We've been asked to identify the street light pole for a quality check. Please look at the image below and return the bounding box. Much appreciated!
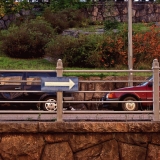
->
[128,0,133,86]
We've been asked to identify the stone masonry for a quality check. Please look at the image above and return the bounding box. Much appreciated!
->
[0,122,160,160]
[1,2,160,29]
[87,2,160,22]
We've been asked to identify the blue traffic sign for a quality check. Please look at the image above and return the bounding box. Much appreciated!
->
[41,77,78,91]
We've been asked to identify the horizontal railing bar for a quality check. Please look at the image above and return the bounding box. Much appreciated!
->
[74,91,153,93]
[0,100,154,103]
[0,90,154,93]
[0,91,46,92]
[64,101,153,103]
[0,70,56,72]
[63,70,153,73]
[0,80,150,83]
[0,101,57,103]
[0,111,55,113]
[0,110,153,114]
[63,111,153,114]
[0,80,41,82]
[79,80,151,83]
[0,69,154,73]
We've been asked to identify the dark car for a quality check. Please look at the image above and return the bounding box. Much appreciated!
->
[101,76,155,111]
[0,71,73,111]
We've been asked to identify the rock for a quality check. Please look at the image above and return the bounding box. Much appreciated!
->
[0,135,44,160]
[0,20,5,29]
[147,144,160,160]
[69,133,114,152]
[119,142,146,160]
[41,142,74,160]
[74,139,119,160]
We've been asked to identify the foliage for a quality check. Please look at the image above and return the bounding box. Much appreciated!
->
[103,0,118,30]
[155,0,160,3]
[0,0,32,18]
[45,34,104,68]
[0,11,158,69]
[132,25,160,68]
[100,24,160,69]
[104,22,151,34]
[43,8,88,33]
[104,19,119,31]
[0,1,5,17]
[0,18,55,58]
[98,30,128,68]
[44,23,160,69]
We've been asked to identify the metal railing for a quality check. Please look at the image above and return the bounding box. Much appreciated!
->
[0,59,159,122]
[61,59,159,122]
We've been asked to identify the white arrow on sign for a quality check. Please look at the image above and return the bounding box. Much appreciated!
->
[44,79,75,90]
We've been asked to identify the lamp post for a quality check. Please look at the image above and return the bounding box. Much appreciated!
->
[128,0,133,86]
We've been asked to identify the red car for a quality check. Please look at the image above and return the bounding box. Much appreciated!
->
[101,76,154,111]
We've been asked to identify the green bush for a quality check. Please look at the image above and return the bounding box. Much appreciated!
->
[104,19,119,31]
[43,8,88,33]
[45,34,104,68]
[1,18,55,58]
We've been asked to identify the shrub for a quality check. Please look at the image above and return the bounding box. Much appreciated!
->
[98,29,128,68]
[43,8,88,33]
[104,19,119,31]
[101,23,160,69]
[45,34,104,68]
[132,25,160,68]
[1,18,55,58]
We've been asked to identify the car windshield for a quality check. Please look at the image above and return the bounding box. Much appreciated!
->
[139,75,153,86]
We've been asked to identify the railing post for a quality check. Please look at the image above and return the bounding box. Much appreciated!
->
[152,59,159,121]
[56,59,63,122]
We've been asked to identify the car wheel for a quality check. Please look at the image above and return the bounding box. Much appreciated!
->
[122,97,138,111]
[43,97,57,111]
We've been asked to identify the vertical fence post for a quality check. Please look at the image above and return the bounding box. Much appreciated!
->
[152,59,159,121]
[56,59,63,122]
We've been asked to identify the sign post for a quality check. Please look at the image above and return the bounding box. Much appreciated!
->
[41,59,78,122]
[56,59,63,122]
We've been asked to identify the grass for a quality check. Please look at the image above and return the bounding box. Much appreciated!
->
[63,71,152,78]
[68,23,151,33]
[0,56,152,78]
[0,56,56,70]
[115,22,152,32]
[118,22,151,33]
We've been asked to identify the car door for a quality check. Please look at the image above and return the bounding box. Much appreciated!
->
[0,72,24,101]
[23,72,51,101]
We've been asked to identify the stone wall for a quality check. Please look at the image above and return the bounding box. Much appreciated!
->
[86,2,160,22]
[0,9,31,29]
[0,121,160,160]
[1,2,160,29]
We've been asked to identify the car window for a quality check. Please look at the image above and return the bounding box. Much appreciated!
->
[139,76,153,86]
[0,72,23,85]
[26,72,51,85]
